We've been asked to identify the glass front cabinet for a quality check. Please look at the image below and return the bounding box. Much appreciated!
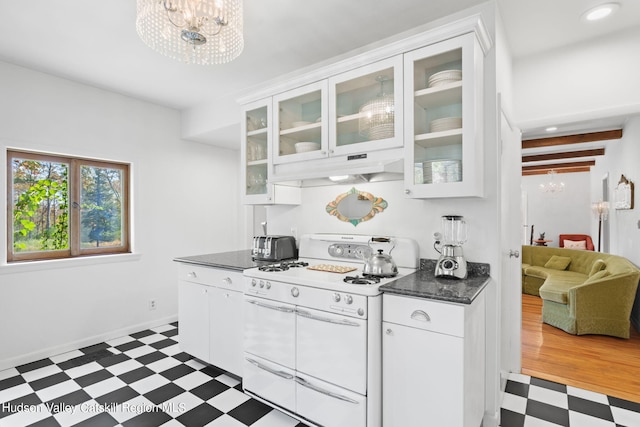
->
[403,32,484,198]
[328,55,403,157]
[241,99,300,205]
[272,81,328,165]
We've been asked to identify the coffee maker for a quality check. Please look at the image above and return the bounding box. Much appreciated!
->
[434,215,468,279]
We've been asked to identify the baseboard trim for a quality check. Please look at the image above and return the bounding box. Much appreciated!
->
[0,315,178,371]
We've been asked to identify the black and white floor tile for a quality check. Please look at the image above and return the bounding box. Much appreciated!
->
[501,372,640,427]
[0,323,306,427]
[3,324,640,426]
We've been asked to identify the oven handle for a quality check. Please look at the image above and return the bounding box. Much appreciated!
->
[295,377,359,404]
[296,309,360,327]
[246,357,294,380]
[246,299,295,313]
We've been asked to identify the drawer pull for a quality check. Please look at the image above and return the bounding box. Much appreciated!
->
[410,310,431,322]
[246,358,293,380]
[295,377,359,404]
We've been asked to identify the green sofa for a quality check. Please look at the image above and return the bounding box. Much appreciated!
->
[521,245,640,339]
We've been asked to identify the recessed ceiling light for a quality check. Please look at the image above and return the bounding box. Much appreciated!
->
[546,126,558,132]
[582,2,620,22]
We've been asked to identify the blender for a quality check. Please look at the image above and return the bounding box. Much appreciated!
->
[434,215,468,279]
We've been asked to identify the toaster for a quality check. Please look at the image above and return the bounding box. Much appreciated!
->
[252,235,297,261]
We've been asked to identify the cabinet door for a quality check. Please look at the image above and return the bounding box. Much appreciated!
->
[209,287,244,377]
[328,55,403,157]
[404,32,483,198]
[178,281,210,362]
[241,98,274,204]
[273,80,329,164]
[382,321,464,426]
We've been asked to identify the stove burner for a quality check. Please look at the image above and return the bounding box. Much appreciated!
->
[258,260,309,272]
[343,275,381,285]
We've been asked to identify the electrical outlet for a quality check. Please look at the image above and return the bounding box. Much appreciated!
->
[149,299,157,310]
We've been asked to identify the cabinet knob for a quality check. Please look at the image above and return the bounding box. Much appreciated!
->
[223,277,232,285]
[385,328,393,335]
[404,189,411,195]
[187,272,197,278]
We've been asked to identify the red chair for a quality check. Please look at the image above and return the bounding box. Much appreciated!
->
[559,234,595,251]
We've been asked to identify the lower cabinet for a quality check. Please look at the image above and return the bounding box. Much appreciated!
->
[382,292,486,427]
[177,264,244,377]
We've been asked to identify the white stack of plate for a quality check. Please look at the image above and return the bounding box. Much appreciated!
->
[422,160,462,184]
[430,117,462,133]
[428,69,462,88]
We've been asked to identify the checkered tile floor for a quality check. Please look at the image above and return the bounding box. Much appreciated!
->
[0,323,307,427]
[501,373,640,427]
[4,324,640,427]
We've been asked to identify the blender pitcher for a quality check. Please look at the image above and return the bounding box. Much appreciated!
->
[442,215,467,246]
[435,215,468,279]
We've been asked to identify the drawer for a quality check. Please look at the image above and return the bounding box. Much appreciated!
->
[177,264,243,291]
[383,294,465,337]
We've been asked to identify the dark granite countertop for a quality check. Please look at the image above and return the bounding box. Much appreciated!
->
[380,259,490,304]
[173,250,259,272]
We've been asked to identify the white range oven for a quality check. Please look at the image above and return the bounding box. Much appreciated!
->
[243,234,418,427]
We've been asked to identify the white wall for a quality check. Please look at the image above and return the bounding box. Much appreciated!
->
[591,116,640,266]
[521,172,591,247]
[0,61,242,369]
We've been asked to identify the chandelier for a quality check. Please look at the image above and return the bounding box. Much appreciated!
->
[359,76,395,140]
[539,170,565,193]
[136,0,244,65]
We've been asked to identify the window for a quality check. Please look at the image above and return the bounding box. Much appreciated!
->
[7,150,130,262]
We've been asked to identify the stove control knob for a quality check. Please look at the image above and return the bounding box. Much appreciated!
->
[265,281,271,290]
[291,287,300,297]
[333,293,341,302]
[357,308,365,316]
[259,280,265,288]
[344,295,353,305]
[251,279,257,287]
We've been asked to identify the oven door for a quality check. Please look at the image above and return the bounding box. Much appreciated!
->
[244,295,296,368]
[296,307,367,394]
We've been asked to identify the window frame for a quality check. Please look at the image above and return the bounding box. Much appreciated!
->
[7,149,131,263]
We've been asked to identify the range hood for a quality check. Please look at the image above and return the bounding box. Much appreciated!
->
[270,153,404,187]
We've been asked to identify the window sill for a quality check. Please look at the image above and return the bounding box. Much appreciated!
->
[0,253,142,275]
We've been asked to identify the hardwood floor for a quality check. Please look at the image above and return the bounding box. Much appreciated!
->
[521,293,640,403]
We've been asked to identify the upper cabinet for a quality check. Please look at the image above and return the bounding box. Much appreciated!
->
[239,17,491,202]
[273,81,329,165]
[329,56,403,157]
[403,33,484,198]
[241,99,300,205]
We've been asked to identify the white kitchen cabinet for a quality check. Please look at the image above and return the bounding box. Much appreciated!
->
[178,264,244,377]
[382,292,485,427]
[241,98,300,205]
[328,55,403,157]
[403,32,484,198]
[273,80,329,165]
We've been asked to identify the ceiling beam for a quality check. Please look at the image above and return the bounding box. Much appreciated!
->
[522,160,596,173]
[522,148,605,163]
[523,166,592,176]
[522,129,622,149]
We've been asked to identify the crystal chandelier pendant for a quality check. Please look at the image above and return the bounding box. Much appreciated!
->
[359,76,395,140]
[539,170,565,193]
[136,0,244,65]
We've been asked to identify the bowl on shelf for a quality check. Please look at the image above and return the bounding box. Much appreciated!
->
[291,121,312,128]
[428,69,462,88]
[295,142,321,153]
[430,117,462,133]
